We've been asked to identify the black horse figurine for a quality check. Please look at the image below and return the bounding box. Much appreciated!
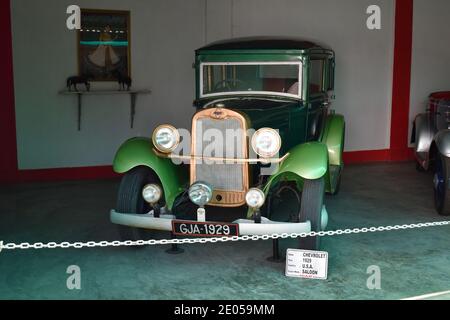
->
[113,71,132,91]
[67,75,91,92]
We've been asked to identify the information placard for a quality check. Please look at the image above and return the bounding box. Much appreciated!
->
[285,249,328,280]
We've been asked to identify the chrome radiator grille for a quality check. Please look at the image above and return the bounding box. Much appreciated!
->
[190,108,248,207]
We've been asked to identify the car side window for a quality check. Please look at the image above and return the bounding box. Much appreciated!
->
[309,59,325,95]
[327,58,335,91]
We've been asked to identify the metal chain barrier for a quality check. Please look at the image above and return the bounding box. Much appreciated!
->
[1,220,450,252]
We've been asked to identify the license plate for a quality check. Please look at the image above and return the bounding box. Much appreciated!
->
[172,220,239,237]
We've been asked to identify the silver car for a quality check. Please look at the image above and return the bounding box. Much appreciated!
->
[412,91,450,216]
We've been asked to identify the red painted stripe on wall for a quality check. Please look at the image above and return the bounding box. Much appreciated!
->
[343,150,391,164]
[343,149,414,165]
[389,0,414,161]
[16,166,119,183]
[0,0,18,183]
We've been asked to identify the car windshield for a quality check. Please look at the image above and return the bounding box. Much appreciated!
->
[201,62,302,99]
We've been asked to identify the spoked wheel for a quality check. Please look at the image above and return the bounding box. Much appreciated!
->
[116,166,166,246]
[264,182,302,223]
[433,153,450,216]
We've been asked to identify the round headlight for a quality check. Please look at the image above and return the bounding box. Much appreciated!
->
[189,182,213,207]
[142,184,162,204]
[251,128,281,158]
[245,188,265,209]
[152,125,180,153]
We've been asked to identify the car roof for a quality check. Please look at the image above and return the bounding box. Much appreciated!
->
[196,36,331,52]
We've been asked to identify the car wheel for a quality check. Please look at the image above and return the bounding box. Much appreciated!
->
[330,172,342,196]
[263,181,301,223]
[298,177,325,251]
[433,153,450,216]
[116,166,165,245]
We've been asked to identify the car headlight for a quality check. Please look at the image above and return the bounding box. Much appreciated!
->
[142,184,162,204]
[152,125,180,153]
[189,182,213,207]
[245,188,265,209]
[251,128,281,158]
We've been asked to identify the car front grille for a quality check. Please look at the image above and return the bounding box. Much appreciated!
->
[190,108,248,207]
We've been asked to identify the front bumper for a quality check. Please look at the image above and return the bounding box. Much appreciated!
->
[110,210,314,236]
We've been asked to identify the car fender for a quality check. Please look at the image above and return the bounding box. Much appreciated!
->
[413,113,435,154]
[113,137,187,209]
[434,130,450,157]
[265,142,328,190]
[252,142,328,219]
[321,113,345,166]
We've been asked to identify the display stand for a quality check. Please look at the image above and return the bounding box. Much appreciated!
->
[59,89,151,130]
[267,239,285,263]
[166,233,184,255]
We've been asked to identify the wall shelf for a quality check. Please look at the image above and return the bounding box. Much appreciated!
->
[59,89,151,131]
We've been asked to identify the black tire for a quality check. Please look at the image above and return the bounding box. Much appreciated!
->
[298,178,325,251]
[330,171,342,196]
[116,166,165,244]
[433,153,450,216]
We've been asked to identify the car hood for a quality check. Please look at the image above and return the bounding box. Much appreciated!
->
[196,98,304,130]
[195,98,307,155]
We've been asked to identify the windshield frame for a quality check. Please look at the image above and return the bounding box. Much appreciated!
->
[199,61,303,100]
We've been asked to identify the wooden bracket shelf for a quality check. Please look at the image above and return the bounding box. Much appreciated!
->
[59,89,151,131]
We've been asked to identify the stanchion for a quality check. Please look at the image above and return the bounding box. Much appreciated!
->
[165,233,184,254]
[267,239,284,263]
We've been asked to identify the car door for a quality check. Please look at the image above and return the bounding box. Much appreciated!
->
[306,57,328,141]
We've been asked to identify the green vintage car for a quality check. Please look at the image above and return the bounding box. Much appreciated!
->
[111,37,345,251]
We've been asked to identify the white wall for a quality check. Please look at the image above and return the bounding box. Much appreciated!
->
[410,0,450,143]
[12,0,395,170]
[11,0,205,169]
[207,0,395,153]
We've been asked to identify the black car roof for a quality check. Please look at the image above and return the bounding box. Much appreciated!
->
[197,36,330,52]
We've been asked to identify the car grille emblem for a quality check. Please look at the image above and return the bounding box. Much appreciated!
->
[212,108,226,119]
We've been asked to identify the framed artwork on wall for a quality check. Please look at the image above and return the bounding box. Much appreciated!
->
[78,9,131,81]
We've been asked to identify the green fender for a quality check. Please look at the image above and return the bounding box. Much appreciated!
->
[321,114,345,166]
[321,114,345,193]
[253,142,329,219]
[263,142,329,193]
[276,142,329,180]
[113,137,187,209]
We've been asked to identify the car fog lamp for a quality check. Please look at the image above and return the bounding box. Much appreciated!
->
[251,128,281,158]
[152,125,180,153]
[245,188,265,209]
[142,184,162,204]
[189,182,213,207]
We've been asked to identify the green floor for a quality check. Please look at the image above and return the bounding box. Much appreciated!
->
[0,163,449,300]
